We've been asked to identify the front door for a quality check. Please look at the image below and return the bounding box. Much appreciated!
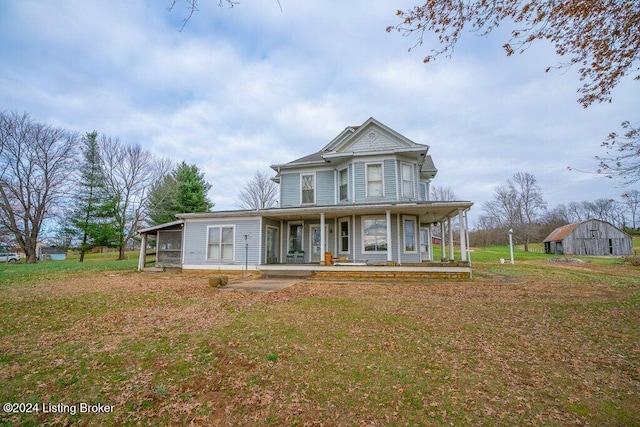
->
[309,225,328,262]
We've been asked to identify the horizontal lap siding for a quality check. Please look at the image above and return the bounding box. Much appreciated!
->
[281,173,300,207]
[183,218,261,265]
[349,214,420,264]
[352,214,398,264]
[316,170,334,205]
[400,216,421,263]
[383,159,397,201]
[353,160,398,203]
[263,218,281,263]
[354,162,365,202]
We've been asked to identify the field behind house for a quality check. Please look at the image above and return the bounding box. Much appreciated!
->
[0,246,639,426]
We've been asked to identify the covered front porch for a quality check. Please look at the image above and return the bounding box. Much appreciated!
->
[137,200,473,278]
[260,201,473,268]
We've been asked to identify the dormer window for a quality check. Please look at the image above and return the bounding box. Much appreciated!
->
[366,163,383,198]
[301,174,315,204]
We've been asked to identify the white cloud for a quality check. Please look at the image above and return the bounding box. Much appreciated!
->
[0,0,637,224]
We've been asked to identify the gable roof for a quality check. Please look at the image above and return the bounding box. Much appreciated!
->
[543,219,632,242]
[271,117,431,171]
[543,222,582,243]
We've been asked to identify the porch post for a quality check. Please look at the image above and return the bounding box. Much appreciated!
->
[137,233,147,271]
[440,222,446,261]
[386,210,393,263]
[465,209,472,265]
[427,226,433,261]
[280,220,284,263]
[448,217,454,261]
[320,212,326,265]
[396,214,402,265]
[352,214,356,256]
[459,208,467,262]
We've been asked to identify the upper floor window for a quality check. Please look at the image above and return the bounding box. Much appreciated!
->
[366,163,383,198]
[301,174,315,204]
[402,163,414,198]
[339,168,348,201]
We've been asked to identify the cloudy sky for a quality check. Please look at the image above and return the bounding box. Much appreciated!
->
[1,0,637,225]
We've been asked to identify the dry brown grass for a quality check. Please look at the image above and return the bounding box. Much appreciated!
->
[1,261,638,426]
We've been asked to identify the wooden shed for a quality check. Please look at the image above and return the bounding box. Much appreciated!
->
[543,219,633,256]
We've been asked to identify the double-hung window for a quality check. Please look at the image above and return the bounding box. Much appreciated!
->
[420,182,427,201]
[301,174,315,204]
[339,168,348,201]
[362,216,387,253]
[366,163,383,198]
[403,216,417,253]
[402,163,414,198]
[339,218,350,253]
[207,226,234,261]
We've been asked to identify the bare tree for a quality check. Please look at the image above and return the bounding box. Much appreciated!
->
[388,0,639,109]
[236,171,279,210]
[581,198,625,228]
[430,185,458,201]
[389,1,639,183]
[597,121,640,185]
[622,190,640,230]
[0,111,78,263]
[482,172,546,251]
[167,0,238,31]
[100,136,171,260]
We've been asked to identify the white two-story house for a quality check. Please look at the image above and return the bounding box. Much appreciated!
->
[138,118,473,277]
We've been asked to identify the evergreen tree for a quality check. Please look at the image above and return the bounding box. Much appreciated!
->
[69,132,118,261]
[174,162,212,213]
[147,161,213,225]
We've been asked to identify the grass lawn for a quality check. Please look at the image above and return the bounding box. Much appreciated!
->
[0,247,638,425]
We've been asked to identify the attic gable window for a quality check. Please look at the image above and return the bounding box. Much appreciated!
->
[366,163,383,198]
[301,174,315,204]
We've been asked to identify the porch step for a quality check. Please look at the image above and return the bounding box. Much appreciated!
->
[259,269,313,279]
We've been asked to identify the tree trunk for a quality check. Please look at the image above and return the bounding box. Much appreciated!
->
[79,232,88,262]
[25,245,38,263]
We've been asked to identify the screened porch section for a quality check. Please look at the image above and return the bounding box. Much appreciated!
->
[156,230,182,267]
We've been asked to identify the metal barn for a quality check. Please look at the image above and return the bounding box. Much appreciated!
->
[543,219,633,256]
